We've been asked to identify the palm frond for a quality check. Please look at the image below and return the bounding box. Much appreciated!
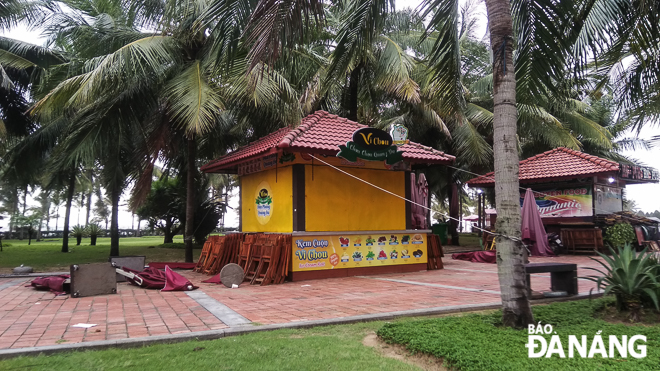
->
[165,60,226,137]
[374,35,420,103]
[243,0,325,69]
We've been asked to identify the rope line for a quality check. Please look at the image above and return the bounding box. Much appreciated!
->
[308,155,525,244]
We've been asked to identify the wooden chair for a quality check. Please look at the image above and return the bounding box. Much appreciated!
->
[203,237,225,274]
[483,233,496,251]
[251,241,274,285]
[194,238,215,273]
[237,235,254,270]
[244,242,264,282]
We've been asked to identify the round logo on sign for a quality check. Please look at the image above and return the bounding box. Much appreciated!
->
[254,181,273,225]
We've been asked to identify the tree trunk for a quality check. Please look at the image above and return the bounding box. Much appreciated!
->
[54,204,59,231]
[86,171,93,226]
[184,137,196,263]
[109,184,120,256]
[163,229,173,244]
[347,63,362,122]
[448,169,460,245]
[62,172,76,253]
[19,186,27,240]
[485,0,534,328]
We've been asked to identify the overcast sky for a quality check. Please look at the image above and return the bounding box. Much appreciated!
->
[1,0,658,232]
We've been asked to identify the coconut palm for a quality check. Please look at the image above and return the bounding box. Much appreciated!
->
[416,0,654,327]
[30,0,299,260]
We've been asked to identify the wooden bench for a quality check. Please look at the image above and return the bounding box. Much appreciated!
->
[525,262,578,296]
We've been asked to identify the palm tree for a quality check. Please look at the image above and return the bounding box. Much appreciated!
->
[30,0,297,260]
[481,0,533,328]
[416,0,630,327]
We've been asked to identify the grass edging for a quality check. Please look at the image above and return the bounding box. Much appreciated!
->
[0,292,601,361]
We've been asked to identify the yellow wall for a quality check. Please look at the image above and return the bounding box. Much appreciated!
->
[305,165,406,231]
[241,166,293,232]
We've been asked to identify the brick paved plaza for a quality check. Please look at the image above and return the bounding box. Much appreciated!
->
[0,255,603,350]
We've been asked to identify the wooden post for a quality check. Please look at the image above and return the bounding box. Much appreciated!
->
[477,192,482,237]
[405,171,412,230]
[292,164,306,231]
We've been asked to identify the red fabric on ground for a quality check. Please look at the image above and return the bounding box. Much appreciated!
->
[122,266,167,289]
[451,251,497,264]
[148,262,197,269]
[30,275,70,295]
[162,266,197,291]
[202,274,222,284]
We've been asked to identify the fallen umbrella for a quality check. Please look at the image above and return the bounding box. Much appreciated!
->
[115,265,197,291]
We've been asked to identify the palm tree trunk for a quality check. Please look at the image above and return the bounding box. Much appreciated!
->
[85,170,93,226]
[62,172,76,253]
[37,219,42,241]
[184,137,196,263]
[347,63,362,122]
[109,184,120,256]
[20,186,27,240]
[447,168,460,245]
[485,0,534,328]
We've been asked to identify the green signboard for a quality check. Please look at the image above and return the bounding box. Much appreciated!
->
[337,128,404,165]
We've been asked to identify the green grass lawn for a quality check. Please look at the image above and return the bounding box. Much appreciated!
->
[378,298,660,371]
[456,233,481,248]
[2,299,652,371]
[0,322,420,371]
[0,236,201,273]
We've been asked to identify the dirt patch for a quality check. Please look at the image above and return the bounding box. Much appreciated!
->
[362,333,448,371]
[597,305,660,326]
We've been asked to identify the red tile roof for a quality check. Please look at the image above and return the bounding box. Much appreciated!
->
[202,111,455,173]
[466,147,620,186]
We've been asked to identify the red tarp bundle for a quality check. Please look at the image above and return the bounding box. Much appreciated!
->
[122,266,197,291]
[30,275,70,295]
[521,188,554,256]
[148,262,197,269]
[162,266,197,291]
[202,274,222,284]
[451,251,497,264]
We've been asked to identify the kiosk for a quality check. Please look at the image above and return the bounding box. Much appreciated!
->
[202,111,454,280]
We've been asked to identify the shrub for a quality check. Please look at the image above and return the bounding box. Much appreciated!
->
[604,222,636,248]
[71,225,86,246]
[86,224,102,246]
[71,225,86,237]
[585,244,660,321]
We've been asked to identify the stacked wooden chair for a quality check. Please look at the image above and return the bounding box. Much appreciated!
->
[427,234,444,270]
[193,234,245,275]
[236,233,292,285]
[195,233,292,285]
[193,236,221,273]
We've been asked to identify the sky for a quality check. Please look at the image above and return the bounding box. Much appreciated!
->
[0,0,659,232]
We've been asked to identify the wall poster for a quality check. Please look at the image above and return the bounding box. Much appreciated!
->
[520,186,593,218]
[292,232,427,272]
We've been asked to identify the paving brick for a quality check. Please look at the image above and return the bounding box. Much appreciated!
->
[0,255,603,350]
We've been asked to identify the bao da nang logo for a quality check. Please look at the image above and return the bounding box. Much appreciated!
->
[255,181,272,225]
[526,322,646,359]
